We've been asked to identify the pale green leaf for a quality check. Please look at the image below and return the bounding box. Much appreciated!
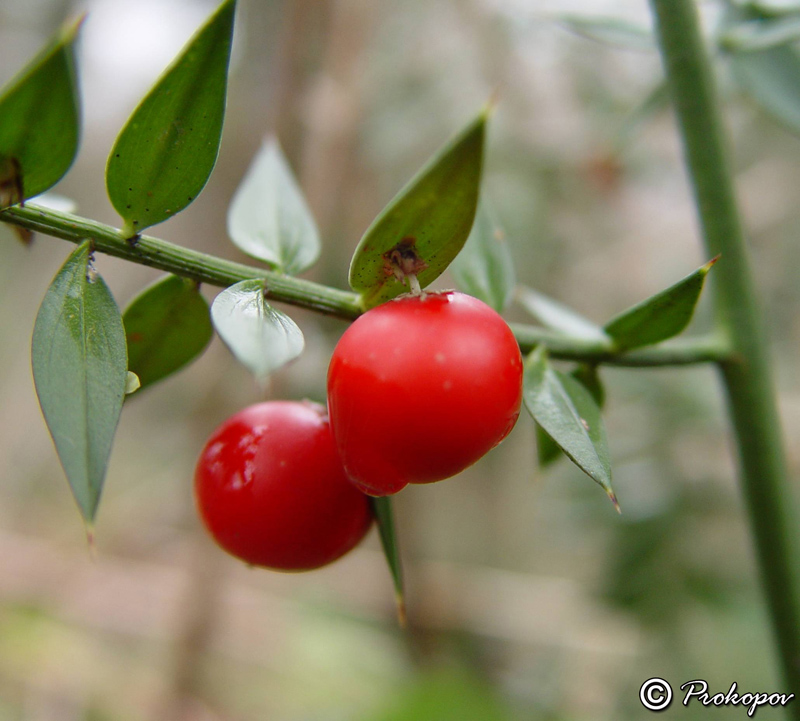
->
[211,279,304,380]
[228,138,320,274]
[450,198,515,312]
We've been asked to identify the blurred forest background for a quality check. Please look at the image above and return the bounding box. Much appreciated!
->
[1,0,800,718]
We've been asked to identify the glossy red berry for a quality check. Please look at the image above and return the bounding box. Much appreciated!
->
[327,290,523,496]
[195,401,373,570]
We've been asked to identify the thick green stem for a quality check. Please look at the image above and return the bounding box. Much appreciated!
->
[0,203,731,368]
[651,0,800,696]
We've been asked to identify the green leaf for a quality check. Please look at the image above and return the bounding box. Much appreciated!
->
[123,275,213,391]
[0,18,81,208]
[210,279,304,381]
[228,138,320,274]
[554,14,654,51]
[614,80,670,151]
[720,14,800,51]
[516,285,609,342]
[450,198,515,312]
[31,241,128,523]
[535,423,563,467]
[349,111,486,309]
[523,348,616,507]
[535,364,605,469]
[370,496,406,626]
[572,363,605,407]
[748,0,800,16]
[106,0,236,236]
[604,257,717,351]
[728,40,800,135]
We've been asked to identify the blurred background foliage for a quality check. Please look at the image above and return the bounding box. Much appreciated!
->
[0,0,799,718]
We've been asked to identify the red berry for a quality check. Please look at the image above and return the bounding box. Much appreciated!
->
[327,291,523,496]
[195,401,373,570]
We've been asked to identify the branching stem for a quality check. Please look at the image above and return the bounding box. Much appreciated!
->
[0,203,732,368]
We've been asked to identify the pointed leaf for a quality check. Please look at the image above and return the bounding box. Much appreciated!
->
[572,363,605,408]
[729,41,800,135]
[31,241,127,523]
[123,275,213,390]
[535,364,605,469]
[748,0,800,15]
[516,285,609,342]
[604,257,717,351]
[523,347,616,505]
[614,80,670,151]
[720,14,800,52]
[349,112,486,309]
[0,19,81,208]
[228,138,320,274]
[210,279,304,380]
[450,198,515,312]
[106,0,236,236]
[536,423,563,467]
[554,14,654,50]
[370,496,406,626]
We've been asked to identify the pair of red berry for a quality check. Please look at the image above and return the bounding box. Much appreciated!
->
[195,291,524,571]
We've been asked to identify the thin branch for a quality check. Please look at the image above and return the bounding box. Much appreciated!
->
[1,203,733,368]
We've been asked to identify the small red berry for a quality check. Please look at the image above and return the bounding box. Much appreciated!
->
[195,401,373,570]
[327,291,523,496]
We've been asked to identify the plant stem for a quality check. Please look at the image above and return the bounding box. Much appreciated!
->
[650,0,800,697]
[0,203,731,368]
[2,204,363,319]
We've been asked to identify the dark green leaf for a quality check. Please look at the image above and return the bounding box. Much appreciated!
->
[523,347,616,507]
[450,198,515,312]
[106,0,236,236]
[604,257,717,351]
[349,112,486,309]
[0,18,81,208]
[370,496,406,626]
[572,363,605,407]
[31,241,127,523]
[554,14,654,50]
[748,0,800,16]
[123,275,213,391]
[210,279,304,380]
[535,423,563,467]
[228,138,320,274]
[516,285,609,342]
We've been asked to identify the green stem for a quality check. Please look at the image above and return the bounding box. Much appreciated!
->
[510,323,729,366]
[2,204,363,319]
[650,0,800,697]
[0,203,731,368]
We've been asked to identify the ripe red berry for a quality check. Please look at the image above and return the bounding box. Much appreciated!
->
[195,401,373,570]
[327,290,523,496]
